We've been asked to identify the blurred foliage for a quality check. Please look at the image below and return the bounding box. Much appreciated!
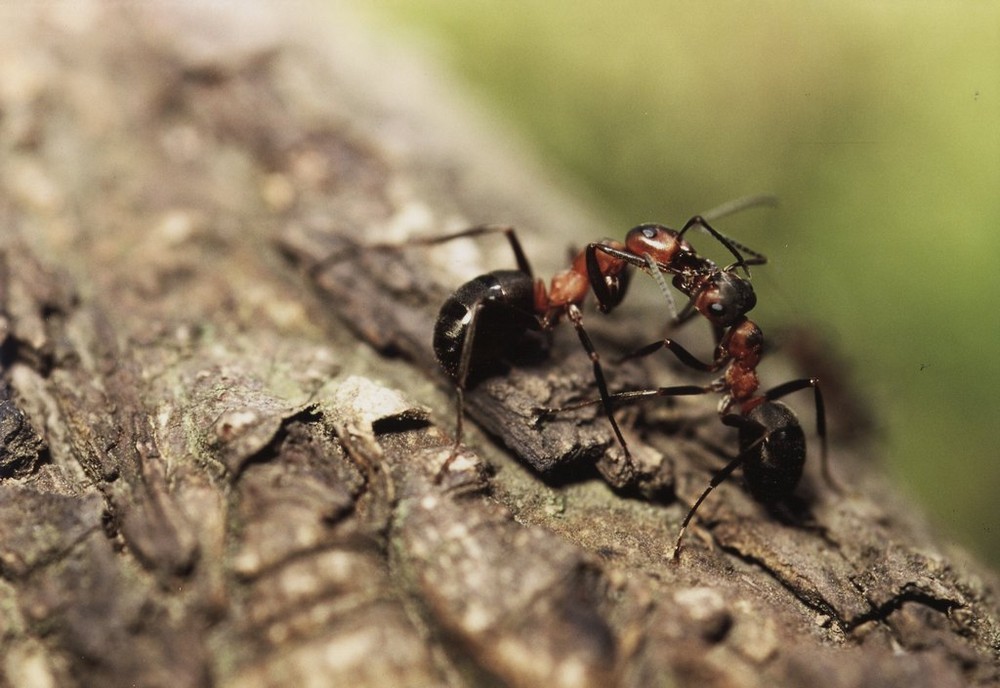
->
[357,1,1000,564]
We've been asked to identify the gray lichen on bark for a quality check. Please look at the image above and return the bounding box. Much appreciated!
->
[0,2,997,687]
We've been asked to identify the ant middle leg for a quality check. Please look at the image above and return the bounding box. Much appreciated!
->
[563,304,634,459]
[533,382,713,451]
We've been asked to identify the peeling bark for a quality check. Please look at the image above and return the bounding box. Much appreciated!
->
[0,2,998,687]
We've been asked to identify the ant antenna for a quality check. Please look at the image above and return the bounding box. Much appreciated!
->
[642,253,678,320]
[701,194,778,223]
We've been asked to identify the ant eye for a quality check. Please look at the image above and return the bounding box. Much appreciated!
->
[641,227,657,239]
[710,303,726,315]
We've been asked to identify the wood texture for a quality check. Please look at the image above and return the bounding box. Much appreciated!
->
[0,3,997,687]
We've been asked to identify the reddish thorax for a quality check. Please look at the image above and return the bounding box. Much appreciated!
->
[718,319,764,410]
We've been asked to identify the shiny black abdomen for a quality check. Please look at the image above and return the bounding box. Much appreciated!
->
[738,401,806,503]
[433,270,538,386]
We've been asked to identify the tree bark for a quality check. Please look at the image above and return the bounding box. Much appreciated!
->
[0,3,997,687]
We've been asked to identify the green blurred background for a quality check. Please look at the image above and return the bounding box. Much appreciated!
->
[356,1,1000,564]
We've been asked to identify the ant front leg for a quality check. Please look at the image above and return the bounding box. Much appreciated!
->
[585,244,682,321]
[760,378,839,492]
[678,216,768,274]
[584,243,635,315]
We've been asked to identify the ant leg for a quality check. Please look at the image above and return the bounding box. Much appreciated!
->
[435,302,486,482]
[672,453,744,560]
[316,224,537,281]
[585,244,688,321]
[450,385,466,456]
[661,297,722,344]
[564,304,633,459]
[587,241,694,315]
[760,378,839,492]
[535,384,710,416]
[617,335,722,374]
[309,240,368,279]
[678,216,768,273]
[395,224,535,277]
[672,419,770,560]
[584,243,632,314]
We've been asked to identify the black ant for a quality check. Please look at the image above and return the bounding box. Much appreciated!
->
[408,197,774,477]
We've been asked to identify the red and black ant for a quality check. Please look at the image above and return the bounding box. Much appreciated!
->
[544,258,837,558]
[583,211,766,332]
[607,343,832,559]
[412,197,775,476]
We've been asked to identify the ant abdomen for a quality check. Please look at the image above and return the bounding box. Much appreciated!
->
[432,270,538,386]
[738,401,807,503]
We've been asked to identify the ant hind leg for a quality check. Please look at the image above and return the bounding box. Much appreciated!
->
[761,377,841,493]
[407,224,535,277]
[672,419,770,560]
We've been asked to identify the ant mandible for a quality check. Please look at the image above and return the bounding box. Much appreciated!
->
[414,196,775,477]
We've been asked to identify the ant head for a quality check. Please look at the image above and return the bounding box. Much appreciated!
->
[695,271,756,326]
[625,224,695,267]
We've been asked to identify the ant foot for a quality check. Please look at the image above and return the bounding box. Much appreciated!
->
[531,405,557,420]
[670,529,687,563]
[432,444,482,486]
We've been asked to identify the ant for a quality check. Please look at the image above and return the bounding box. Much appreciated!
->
[546,267,836,559]
[410,196,775,477]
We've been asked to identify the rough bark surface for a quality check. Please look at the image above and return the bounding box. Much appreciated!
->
[0,3,997,687]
